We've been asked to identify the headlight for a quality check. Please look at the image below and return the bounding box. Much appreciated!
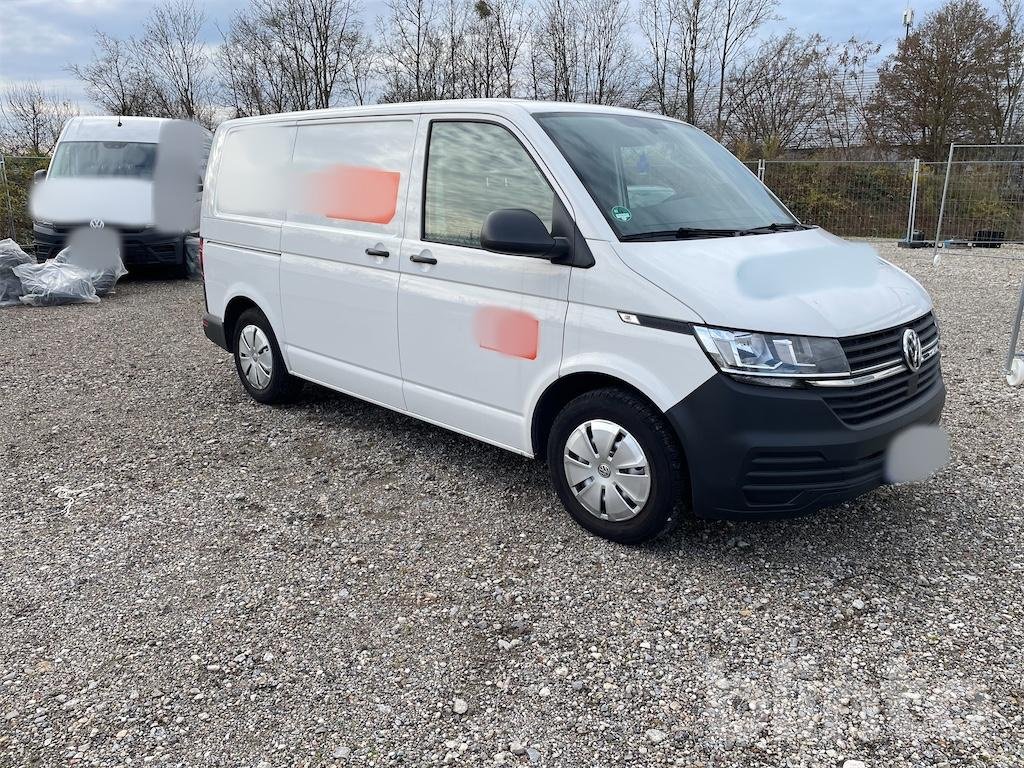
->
[694,326,849,384]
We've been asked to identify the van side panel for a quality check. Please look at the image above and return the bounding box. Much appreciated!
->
[201,122,296,348]
[558,241,715,414]
[278,118,418,412]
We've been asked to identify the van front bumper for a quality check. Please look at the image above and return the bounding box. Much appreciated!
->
[665,369,946,520]
[33,223,186,266]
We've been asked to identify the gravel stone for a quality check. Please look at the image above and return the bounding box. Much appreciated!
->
[0,246,1022,766]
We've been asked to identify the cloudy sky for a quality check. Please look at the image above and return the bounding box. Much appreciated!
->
[0,0,1002,108]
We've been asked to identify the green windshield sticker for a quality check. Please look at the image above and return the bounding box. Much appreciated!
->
[611,206,632,222]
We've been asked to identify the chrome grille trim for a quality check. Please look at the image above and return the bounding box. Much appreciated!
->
[806,339,939,388]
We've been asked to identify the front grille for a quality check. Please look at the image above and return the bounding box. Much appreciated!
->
[821,313,942,426]
[840,312,938,371]
[741,450,886,507]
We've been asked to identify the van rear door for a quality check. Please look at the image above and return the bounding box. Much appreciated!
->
[279,116,418,410]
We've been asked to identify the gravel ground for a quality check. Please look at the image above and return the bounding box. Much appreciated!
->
[1,243,1022,768]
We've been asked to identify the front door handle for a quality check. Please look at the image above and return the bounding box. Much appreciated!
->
[365,247,390,258]
[410,252,438,265]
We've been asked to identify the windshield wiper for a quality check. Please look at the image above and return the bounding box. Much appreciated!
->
[620,227,740,242]
[735,222,814,236]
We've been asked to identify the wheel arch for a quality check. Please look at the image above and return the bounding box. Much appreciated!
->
[222,295,265,352]
[530,372,687,465]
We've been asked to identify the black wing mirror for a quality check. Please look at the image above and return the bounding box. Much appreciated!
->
[33,169,47,184]
[480,208,569,260]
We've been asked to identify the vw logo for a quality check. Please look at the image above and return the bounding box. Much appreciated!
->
[902,328,923,372]
[89,219,105,229]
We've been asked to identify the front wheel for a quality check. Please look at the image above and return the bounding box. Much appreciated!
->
[232,307,303,404]
[547,388,685,544]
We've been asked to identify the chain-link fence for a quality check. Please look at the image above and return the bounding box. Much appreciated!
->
[1,156,49,246]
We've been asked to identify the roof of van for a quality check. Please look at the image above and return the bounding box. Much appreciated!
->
[216,99,684,128]
[58,116,205,143]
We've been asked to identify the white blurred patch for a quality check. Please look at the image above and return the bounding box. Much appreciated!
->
[884,424,950,484]
[153,120,208,233]
[31,178,153,227]
[735,242,880,299]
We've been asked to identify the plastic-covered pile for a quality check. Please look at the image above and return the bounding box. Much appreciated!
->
[12,260,99,306]
[54,245,128,297]
[0,238,34,306]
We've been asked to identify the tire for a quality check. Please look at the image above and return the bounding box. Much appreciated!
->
[232,307,303,404]
[547,387,685,544]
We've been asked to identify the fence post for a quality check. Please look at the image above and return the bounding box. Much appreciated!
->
[932,144,956,260]
[1,156,15,242]
[757,158,765,183]
[1006,273,1024,376]
[905,158,920,243]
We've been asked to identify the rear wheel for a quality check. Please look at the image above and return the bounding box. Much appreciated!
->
[232,307,303,404]
[547,388,685,544]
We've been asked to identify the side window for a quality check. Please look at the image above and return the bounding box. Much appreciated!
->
[289,119,414,234]
[215,125,293,220]
[424,121,555,248]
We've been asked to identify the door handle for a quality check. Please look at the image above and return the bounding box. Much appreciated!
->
[410,252,437,265]
[365,247,389,258]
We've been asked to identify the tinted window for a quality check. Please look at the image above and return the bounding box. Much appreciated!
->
[424,121,554,248]
[534,112,795,238]
[50,141,157,179]
[289,120,414,234]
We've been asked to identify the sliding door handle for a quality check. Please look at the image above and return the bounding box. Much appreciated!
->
[410,252,437,265]
[365,247,390,257]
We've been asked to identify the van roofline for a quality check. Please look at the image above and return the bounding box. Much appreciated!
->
[58,115,211,144]
[215,99,692,129]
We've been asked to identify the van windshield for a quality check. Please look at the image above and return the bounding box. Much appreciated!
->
[49,141,157,180]
[533,112,798,241]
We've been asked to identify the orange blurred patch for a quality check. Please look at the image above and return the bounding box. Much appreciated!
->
[474,307,539,360]
[308,165,400,224]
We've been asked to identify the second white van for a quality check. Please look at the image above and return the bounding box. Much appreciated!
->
[199,100,944,543]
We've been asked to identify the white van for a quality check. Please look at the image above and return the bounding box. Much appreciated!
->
[32,116,209,275]
[200,101,944,543]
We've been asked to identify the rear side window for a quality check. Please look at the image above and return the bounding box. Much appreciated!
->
[215,124,294,220]
[424,121,555,248]
[288,120,414,234]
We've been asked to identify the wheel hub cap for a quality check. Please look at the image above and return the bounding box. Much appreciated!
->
[237,324,273,390]
[563,419,651,522]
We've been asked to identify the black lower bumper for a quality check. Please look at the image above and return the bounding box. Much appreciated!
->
[666,370,946,520]
[203,313,229,351]
[33,224,186,267]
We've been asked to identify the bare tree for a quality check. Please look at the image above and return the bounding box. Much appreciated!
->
[219,0,369,114]
[986,0,1024,143]
[726,32,831,156]
[638,0,686,116]
[135,0,215,125]
[488,0,529,97]
[819,38,882,155]
[638,0,718,124]
[378,0,443,101]
[0,82,78,156]
[579,0,639,105]
[711,0,776,138]
[67,32,157,117]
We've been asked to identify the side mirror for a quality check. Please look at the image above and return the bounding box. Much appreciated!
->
[33,169,47,184]
[480,208,568,260]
